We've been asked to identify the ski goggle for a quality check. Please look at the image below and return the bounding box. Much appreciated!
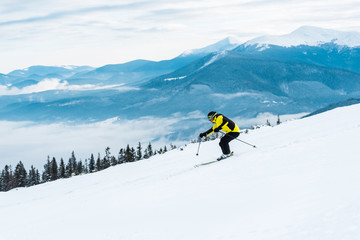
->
[208,115,215,121]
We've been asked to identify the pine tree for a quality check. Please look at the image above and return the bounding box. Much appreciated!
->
[68,151,77,176]
[28,165,38,186]
[136,142,142,161]
[65,161,71,178]
[50,157,58,181]
[147,143,153,158]
[14,161,27,187]
[0,171,3,191]
[89,154,95,173]
[143,149,149,159]
[124,145,131,162]
[9,165,16,190]
[76,160,83,175]
[0,167,9,191]
[111,156,117,166]
[96,153,102,171]
[131,147,136,161]
[118,149,126,164]
[1,165,11,191]
[105,147,111,161]
[42,157,51,182]
[35,169,40,185]
[101,158,110,169]
[84,159,89,174]
[102,147,111,169]
[58,158,66,178]
[124,145,135,162]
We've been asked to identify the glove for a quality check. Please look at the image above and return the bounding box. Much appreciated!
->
[199,132,206,138]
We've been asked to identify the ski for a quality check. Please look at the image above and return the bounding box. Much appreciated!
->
[194,160,218,168]
[194,152,234,168]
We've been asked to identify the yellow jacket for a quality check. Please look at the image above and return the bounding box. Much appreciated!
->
[205,114,240,136]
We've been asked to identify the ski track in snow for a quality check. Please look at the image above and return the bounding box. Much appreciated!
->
[1,104,360,240]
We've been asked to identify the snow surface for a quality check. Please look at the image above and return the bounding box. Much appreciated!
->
[246,26,360,48]
[1,104,360,240]
[199,51,227,70]
[181,37,240,56]
[164,76,187,81]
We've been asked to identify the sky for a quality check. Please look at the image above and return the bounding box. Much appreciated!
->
[1,0,360,74]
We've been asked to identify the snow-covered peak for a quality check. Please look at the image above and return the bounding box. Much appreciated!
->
[181,36,241,56]
[245,26,360,48]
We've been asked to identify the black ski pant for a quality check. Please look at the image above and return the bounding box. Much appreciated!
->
[219,131,240,154]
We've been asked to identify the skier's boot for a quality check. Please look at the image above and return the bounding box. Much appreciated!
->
[217,152,233,161]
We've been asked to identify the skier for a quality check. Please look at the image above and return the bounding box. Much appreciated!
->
[199,111,240,160]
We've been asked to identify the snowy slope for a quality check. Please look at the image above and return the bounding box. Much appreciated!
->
[1,104,360,240]
[181,36,240,56]
[246,26,360,48]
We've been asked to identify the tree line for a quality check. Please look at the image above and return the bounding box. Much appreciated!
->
[0,142,176,192]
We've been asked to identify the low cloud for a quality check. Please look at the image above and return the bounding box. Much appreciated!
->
[0,116,183,170]
[212,92,260,100]
[0,110,307,170]
[0,78,138,95]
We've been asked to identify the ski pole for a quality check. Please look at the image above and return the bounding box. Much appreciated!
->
[196,136,202,156]
[220,131,257,148]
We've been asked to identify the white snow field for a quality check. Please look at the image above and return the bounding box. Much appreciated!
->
[1,104,360,240]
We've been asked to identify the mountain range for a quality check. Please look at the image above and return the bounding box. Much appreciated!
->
[1,26,360,140]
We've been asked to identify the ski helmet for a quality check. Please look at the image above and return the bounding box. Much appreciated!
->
[207,111,217,120]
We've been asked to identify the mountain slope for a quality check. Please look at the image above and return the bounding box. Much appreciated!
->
[234,43,360,74]
[1,103,360,240]
[180,36,240,56]
[67,38,239,86]
[139,50,360,120]
[303,98,360,117]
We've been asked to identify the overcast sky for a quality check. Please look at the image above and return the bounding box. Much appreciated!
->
[1,0,360,74]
